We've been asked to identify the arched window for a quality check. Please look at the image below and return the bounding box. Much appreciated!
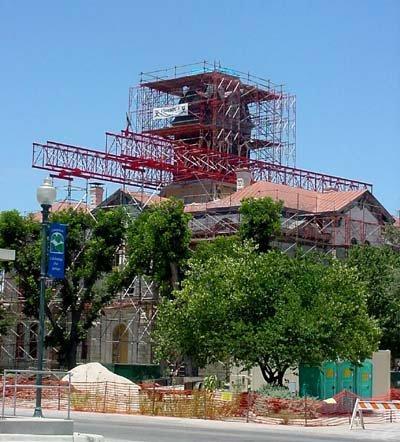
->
[112,324,129,363]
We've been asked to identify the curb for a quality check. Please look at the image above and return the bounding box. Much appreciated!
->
[74,434,105,442]
[0,436,72,441]
[0,433,104,442]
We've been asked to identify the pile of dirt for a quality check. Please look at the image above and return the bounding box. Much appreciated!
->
[62,362,139,389]
[62,362,140,411]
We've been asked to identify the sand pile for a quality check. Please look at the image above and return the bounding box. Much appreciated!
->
[62,362,139,387]
[63,362,140,412]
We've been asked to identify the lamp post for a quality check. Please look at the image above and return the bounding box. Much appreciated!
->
[33,177,56,418]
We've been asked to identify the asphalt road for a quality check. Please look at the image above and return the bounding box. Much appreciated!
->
[74,416,338,442]
[4,407,399,441]
[71,412,398,442]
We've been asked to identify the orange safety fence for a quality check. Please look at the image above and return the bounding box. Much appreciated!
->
[0,377,242,418]
[1,376,399,426]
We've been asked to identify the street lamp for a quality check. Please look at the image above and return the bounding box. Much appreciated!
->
[33,177,56,418]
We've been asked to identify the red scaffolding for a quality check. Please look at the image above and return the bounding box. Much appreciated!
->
[32,62,371,193]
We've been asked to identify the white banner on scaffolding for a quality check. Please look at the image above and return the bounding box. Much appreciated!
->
[153,103,188,120]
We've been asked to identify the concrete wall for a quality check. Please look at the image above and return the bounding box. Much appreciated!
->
[88,305,154,365]
[327,205,383,246]
[162,180,235,204]
[372,350,391,397]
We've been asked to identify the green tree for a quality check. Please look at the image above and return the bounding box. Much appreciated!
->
[0,210,36,336]
[348,245,400,358]
[0,208,126,369]
[0,290,13,337]
[239,197,283,252]
[154,242,380,385]
[120,199,192,298]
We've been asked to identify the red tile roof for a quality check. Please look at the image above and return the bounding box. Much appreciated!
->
[126,191,168,206]
[184,181,368,214]
[31,200,88,221]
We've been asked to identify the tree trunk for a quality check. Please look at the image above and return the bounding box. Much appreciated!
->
[170,262,179,291]
[65,340,78,370]
[259,362,288,386]
[63,310,81,370]
[276,369,286,387]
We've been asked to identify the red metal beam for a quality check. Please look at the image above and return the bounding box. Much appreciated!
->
[32,141,172,188]
[32,131,372,193]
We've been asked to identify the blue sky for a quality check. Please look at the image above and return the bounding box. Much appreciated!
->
[0,0,399,214]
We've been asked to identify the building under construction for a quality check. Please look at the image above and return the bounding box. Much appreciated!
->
[0,62,394,370]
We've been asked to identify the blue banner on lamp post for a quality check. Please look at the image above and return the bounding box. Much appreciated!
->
[47,223,67,279]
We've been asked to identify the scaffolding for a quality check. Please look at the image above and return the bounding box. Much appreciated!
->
[130,61,296,167]
[32,62,371,193]
[186,187,391,256]
[0,192,160,370]
[13,61,387,370]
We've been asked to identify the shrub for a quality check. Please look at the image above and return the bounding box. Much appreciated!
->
[256,385,299,399]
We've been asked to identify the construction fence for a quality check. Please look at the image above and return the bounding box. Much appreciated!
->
[1,375,400,426]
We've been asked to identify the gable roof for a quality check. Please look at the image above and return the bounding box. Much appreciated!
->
[185,181,392,221]
[227,181,368,213]
[97,188,167,210]
[125,190,167,207]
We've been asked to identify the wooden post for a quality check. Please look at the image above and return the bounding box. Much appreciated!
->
[152,383,156,415]
[103,382,108,413]
[246,389,250,423]
[13,373,17,416]
[57,380,61,411]
[304,385,307,427]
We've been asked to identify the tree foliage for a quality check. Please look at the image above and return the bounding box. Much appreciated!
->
[239,197,283,252]
[120,199,192,298]
[154,242,380,385]
[0,210,38,335]
[0,208,126,369]
[348,245,400,358]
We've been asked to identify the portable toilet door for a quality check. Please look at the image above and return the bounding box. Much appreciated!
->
[337,361,355,393]
[356,360,373,398]
[299,364,321,398]
[321,361,337,399]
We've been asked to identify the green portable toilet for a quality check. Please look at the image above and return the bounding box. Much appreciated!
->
[355,360,373,398]
[300,362,339,399]
[337,361,355,393]
[321,361,337,399]
[299,360,373,399]
[299,364,321,398]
